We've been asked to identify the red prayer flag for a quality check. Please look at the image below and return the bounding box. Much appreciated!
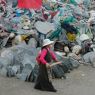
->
[18,0,42,9]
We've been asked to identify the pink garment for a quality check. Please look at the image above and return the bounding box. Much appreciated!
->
[38,48,58,64]
[18,0,42,9]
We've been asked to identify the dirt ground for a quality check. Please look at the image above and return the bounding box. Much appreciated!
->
[0,65,95,95]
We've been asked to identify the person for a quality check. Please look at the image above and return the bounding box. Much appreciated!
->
[34,39,60,92]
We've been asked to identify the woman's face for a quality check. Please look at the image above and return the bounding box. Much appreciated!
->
[47,44,53,48]
[50,44,53,48]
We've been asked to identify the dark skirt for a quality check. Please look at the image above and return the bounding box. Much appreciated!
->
[34,64,57,92]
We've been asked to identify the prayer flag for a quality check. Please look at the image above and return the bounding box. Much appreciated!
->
[18,0,42,9]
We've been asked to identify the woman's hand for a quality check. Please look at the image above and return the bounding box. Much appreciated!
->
[55,61,62,64]
[50,61,63,67]
[46,63,51,68]
[57,61,63,65]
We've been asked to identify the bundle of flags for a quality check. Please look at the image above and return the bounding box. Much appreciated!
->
[18,0,42,9]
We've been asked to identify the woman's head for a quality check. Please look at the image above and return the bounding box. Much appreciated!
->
[42,39,54,48]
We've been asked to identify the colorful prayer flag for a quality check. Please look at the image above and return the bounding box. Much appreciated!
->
[18,0,42,9]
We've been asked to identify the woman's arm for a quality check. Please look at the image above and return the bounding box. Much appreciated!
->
[39,49,48,64]
[50,50,58,62]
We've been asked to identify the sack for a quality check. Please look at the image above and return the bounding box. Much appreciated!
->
[51,64,65,78]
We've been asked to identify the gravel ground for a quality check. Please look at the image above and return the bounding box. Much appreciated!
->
[0,65,95,95]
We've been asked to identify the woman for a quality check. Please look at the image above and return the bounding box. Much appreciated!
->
[34,39,59,92]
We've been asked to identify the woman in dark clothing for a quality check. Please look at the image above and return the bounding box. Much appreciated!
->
[34,39,60,92]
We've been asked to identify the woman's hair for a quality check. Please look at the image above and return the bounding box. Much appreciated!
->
[41,46,47,50]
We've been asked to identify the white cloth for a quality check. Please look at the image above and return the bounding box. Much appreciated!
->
[83,52,95,64]
[35,21,55,34]
[89,10,95,18]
